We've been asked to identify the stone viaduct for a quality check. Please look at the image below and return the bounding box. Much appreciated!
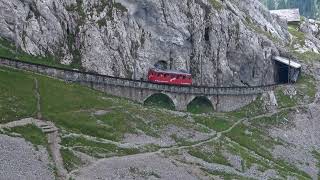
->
[0,58,276,112]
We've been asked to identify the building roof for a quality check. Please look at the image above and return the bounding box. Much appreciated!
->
[270,9,300,22]
[273,56,301,69]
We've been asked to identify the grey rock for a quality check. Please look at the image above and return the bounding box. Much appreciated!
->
[0,135,54,180]
[0,0,290,86]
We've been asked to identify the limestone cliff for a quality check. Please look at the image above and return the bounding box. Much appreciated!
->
[0,0,290,86]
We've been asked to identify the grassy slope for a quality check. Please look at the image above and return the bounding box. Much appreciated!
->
[60,148,83,172]
[0,67,37,123]
[288,23,320,63]
[0,66,317,179]
[0,38,73,69]
[10,124,48,147]
[275,74,317,108]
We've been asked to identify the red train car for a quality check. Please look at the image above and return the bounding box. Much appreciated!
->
[148,68,192,85]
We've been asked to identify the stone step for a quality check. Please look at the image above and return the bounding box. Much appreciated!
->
[41,126,54,130]
[43,128,58,133]
[34,121,47,126]
[38,123,49,127]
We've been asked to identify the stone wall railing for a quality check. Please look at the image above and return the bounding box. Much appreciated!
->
[0,57,276,95]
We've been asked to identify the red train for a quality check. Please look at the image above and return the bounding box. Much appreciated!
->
[148,68,192,85]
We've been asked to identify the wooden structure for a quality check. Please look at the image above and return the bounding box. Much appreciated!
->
[273,56,301,83]
[270,9,301,23]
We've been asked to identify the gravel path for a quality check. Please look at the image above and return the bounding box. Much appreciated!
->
[73,153,201,180]
[0,78,67,180]
[0,135,54,180]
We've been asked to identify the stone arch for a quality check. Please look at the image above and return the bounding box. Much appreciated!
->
[154,60,168,70]
[143,93,176,110]
[187,96,214,114]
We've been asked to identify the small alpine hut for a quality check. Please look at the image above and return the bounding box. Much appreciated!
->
[270,9,301,24]
[273,56,302,83]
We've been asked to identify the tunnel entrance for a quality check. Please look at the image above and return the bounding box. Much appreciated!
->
[154,61,168,70]
[187,96,213,114]
[274,56,301,84]
[144,93,175,110]
[276,61,290,84]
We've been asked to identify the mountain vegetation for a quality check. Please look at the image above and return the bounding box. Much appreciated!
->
[0,0,320,179]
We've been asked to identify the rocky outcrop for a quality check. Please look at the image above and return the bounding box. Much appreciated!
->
[298,19,320,53]
[0,0,290,86]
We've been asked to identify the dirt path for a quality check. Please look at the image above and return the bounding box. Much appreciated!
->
[34,78,42,119]
[33,78,67,179]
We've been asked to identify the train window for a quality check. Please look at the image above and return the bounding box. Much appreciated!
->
[182,76,186,79]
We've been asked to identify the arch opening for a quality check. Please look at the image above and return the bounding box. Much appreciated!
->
[187,96,213,114]
[154,61,168,70]
[144,93,175,110]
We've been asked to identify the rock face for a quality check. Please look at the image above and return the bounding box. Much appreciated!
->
[0,0,290,86]
[298,19,320,53]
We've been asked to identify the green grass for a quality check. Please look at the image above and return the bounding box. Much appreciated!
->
[61,148,83,172]
[226,124,275,158]
[293,51,320,62]
[188,141,230,166]
[10,124,47,147]
[38,75,115,114]
[187,97,214,114]
[192,115,232,132]
[251,109,291,128]
[36,74,162,141]
[209,0,223,10]
[288,25,305,46]
[0,59,316,177]
[0,38,74,69]
[227,96,266,119]
[225,138,305,179]
[275,74,317,108]
[275,88,297,108]
[296,75,317,101]
[144,93,175,110]
[62,136,139,158]
[204,169,252,180]
[225,140,272,172]
[226,123,311,179]
[0,67,37,123]
[37,75,137,141]
[34,71,207,141]
[48,110,140,141]
[170,134,194,146]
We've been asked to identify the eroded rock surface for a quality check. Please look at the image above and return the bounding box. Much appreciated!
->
[0,0,290,86]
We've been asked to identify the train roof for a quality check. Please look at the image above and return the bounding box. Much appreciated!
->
[150,68,191,75]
